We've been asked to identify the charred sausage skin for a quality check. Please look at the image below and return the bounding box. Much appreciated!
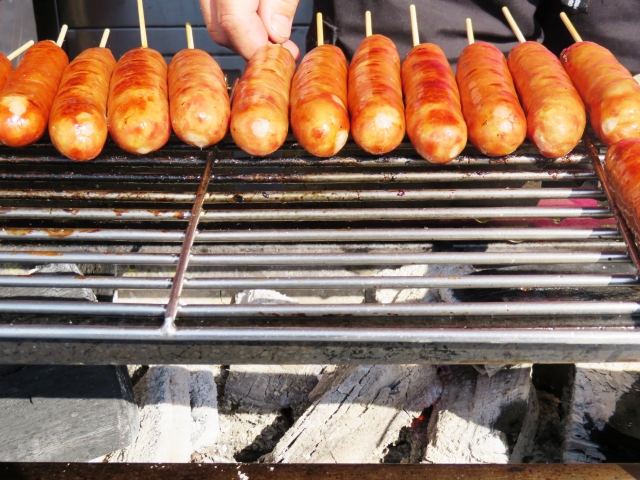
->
[456,41,526,156]
[402,43,467,164]
[168,49,230,148]
[0,41,68,147]
[49,48,116,161]
[508,41,586,158]
[107,47,171,155]
[231,44,296,157]
[348,34,406,155]
[561,41,640,146]
[290,44,349,158]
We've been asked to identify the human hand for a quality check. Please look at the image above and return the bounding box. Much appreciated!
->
[200,0,301,60]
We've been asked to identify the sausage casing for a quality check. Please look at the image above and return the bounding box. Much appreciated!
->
[561,41,640,146]
[0,53,12,92]
[0,41,68,147]
[49,48,116,161]
[231,44,296,156]
[508,42,586,158]
[290,44,349,157]
[168,49,230,148]
[107,47,171,154]
[348,34,405,155]
[605,139,640,247]
[402,43,467,164]
[456,42,526,156]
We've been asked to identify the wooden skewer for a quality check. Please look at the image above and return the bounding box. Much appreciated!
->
[99,28,110,48]
[466,18,474,45]
[137,0,148,48]
[410,4,419,47]
[6,40,34,61]
[317,12,324,46]
[502,6,525,44]
[365,11,373,38]
[56,24,68,47]
[560,11,583,43]
[186,22,195,49]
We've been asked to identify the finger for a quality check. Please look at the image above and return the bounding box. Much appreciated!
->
[216,0,270,59]
[200,0,233,50]
[281,39,300,61]
[257,0,300,44]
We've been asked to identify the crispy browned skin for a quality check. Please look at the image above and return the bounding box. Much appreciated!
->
[348,35,405,155]
[605,139,640,247]
[456,42,526,156]
[508,42,586,158]
[49,48,116,161]
[0,41,68,147]
[402,43,467,164]
[291,45,349,158]
[231,44,296,156]
[561,42,640,147]
[0,53,12,92]
[168,49,230,148]
[107,47,171,155]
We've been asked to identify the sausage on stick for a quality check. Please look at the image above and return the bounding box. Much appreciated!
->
[49,29,116,161]
[348,11,405,155]
[0,41,35,92]
[290,12,350,157]
[230,44,296,156]
[0,32,69,147]
[503,7,585,158]
[168,23,230,148]
[559,13,640,146]
[402,5,467,163]
[107,0,170,154]
[456,18,526,156]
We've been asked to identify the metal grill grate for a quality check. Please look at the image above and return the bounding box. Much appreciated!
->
[1,135,639,364]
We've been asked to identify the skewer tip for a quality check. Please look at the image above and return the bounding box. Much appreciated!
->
[466,18,474,45]
[502,6,526,44]
[6,39,34,61]
[56,24,68,47]
[316,12,324,46]
[559,11,583,43]
[99,28,110,48]
[137,0,148,48]
[365,11,373,37]
[186,22,195,49]
[410,4,419,47]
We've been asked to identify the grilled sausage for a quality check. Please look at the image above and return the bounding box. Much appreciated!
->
[348,34,405,155]
[402,43,467,164]
[0,41,68,147]
[456,42,526,156]
[561,41,640,146]
[605,138,640,247]
[49,48,116,161]
[290,45,349,158]
[508,42,586,158]
[0,53,12,92]
[231,44,296,156]
[107,47,171,155]
[168,49,230,148]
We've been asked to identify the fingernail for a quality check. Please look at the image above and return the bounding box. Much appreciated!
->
[270,13,292,40]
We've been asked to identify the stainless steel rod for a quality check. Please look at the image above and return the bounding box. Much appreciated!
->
[0,300,639,319]
[199,207,611,222]
[1,274,636,290]
[0,323,638,344]
[0,188,604,203]
[208,170,596,184]
[0,228,621,243]
[0,208,191,221]
[0,251,628,265]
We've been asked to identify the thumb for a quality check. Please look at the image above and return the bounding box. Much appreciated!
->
[258,0,300,44]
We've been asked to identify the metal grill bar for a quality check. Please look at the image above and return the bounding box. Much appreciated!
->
[0,300,639,318]
[0,188,604,202]
[0,274,637,289]
[0,228,621,242]
[0,251,628,265]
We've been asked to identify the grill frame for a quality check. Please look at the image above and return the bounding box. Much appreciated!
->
[1,134,639,365]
